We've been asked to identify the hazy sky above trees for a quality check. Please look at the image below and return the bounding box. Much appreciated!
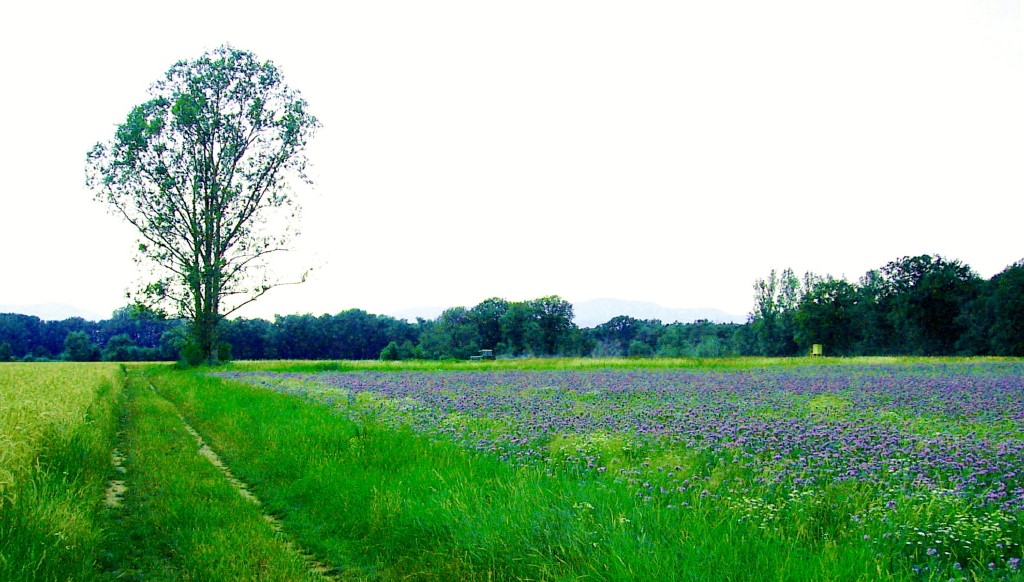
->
[1,0,1021,319]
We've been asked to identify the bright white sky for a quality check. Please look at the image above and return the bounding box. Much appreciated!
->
[1,0,1021,321]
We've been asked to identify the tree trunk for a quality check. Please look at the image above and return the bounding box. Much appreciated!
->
[193,307,220,365]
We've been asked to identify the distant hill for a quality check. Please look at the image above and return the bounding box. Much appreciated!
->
[0,303,105,322]
[572,299,745,328]
[389,305,448,322]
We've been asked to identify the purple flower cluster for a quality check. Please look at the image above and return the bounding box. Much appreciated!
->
[218,363,1024,512]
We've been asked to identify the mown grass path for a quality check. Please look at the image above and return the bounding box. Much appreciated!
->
[167,386,339,579]
[97,367,330,581]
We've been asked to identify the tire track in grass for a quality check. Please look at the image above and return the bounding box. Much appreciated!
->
[104,447,127,508]
[105,385,130,509]
[154,384,340,581]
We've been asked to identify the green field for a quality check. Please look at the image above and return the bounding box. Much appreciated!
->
[2,358,1023,580]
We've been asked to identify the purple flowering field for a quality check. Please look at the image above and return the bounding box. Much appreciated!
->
[219,362,1024,576]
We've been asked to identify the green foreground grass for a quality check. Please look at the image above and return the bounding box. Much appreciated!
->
[4,357,1023,580]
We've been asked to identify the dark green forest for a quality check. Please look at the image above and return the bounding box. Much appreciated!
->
[3,254,1023,362]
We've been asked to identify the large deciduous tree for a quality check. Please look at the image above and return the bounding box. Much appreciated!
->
[86,45,318,364]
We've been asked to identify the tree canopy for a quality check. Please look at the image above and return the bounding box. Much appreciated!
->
[86,45,319,364]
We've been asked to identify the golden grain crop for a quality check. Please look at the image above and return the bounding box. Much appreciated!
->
[0,362,121,493]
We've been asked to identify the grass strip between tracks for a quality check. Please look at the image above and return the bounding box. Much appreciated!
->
[98,367,324,580]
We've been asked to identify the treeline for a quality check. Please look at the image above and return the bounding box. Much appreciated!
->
[741,254,1024,357]
[0,296,738,362]
[219,297,739,360]
[0,306,180,362]
[2,254,1022,362]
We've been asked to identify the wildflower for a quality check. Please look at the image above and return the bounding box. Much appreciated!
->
[1008,558,1020,570]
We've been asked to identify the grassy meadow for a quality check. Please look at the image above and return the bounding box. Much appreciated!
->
[2,357,1023,580]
